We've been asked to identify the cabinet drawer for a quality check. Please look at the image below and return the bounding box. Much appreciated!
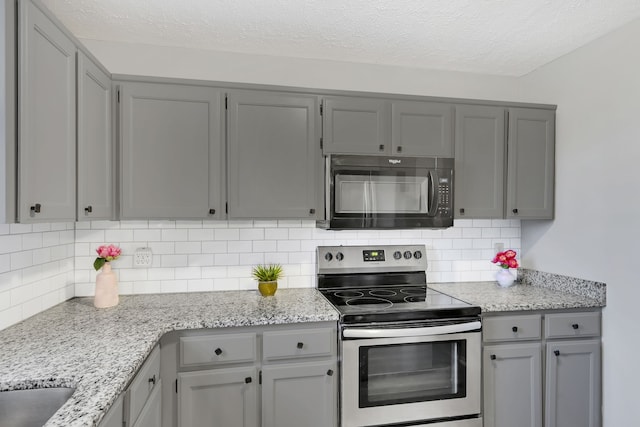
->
[483,314,541,342]
[545,312,601,339]
[263,328,333,361]
[127,345,160,426]
[180,333,257,367]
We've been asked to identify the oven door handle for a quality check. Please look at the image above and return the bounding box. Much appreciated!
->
[342,320,481,339]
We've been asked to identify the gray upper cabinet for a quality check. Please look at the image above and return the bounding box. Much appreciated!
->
[119,82,224,220]
[77,51,112,221]
[18,0,76,222]
[454,105,506,218]
[507,108,555,219]
[227,90,321,219]
[322,96,388,155]
[322,96,453,157]
[391,101,453,157]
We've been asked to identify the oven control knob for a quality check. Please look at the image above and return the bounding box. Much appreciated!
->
[413,251,422,259]
[403,251,412,259]
[324,252,333,261]
[393,251,402,260]
[335,252,344,261]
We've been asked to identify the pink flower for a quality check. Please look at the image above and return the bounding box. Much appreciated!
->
[491,249,518,269]
[96,244,121,261]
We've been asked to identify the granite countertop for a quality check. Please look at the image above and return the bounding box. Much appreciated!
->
[0,288,339,427]
[429,269,606,313]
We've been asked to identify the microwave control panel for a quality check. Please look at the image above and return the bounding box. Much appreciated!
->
[437,177,451,216]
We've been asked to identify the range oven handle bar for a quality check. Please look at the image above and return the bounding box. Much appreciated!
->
[342,320,481,339]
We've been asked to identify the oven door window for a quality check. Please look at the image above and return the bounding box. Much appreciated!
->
[334,172,431,215]
[358,340,466,407]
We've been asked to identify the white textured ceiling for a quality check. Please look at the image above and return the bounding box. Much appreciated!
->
[42,0,640,76]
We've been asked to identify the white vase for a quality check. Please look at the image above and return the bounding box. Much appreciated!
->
[94,262,119,308]
[495,268,516,287]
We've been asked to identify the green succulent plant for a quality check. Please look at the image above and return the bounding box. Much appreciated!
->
[251,264,283,282]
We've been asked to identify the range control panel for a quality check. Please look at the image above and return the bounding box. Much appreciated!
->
[317,245,427,274]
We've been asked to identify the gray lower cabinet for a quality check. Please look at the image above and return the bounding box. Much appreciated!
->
[118,81,225,220]
[261,361,336,427]
[483,343,542,427]
[98,345,161,427]
[178,367,259,427]
[454,105,506,218]
[322,96,453,157]
[227,90,321,219]
[99,394,124,427]
[18,0,77,222]
[507,108,555,219]
[164,322,337,427]
[483,311,601,427]
[77,51,113,220]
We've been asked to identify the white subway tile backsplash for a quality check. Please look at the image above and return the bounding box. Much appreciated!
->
[1,217,522,332]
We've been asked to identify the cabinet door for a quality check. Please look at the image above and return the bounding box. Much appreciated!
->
[454,105,506,219]
[18,0,76,222]
[77,51,112,220]
[483,343,542,427]
[545,339,601,427]
[227,90,321,219]
[98,394,123,427]
[132,379,162,427]
[178,367,258,427]
[262,361,337,427]
[391,101,453,157]
[506,108,555,219]
[322,96,388,155]
[119,82,224,219]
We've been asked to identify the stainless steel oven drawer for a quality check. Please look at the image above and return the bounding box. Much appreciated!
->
[413,418,482,427]
[180,333,257,367]
[545,311,601,339]
[263,328,333,360]
[483,314,542,342]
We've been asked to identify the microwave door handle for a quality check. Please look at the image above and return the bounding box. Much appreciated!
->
[427,170,438,217]
[342,321,482,339]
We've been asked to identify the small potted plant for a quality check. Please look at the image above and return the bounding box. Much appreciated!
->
[252,264,283,296]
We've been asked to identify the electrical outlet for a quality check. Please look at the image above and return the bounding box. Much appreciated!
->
[134,247,153,268]
[494,242,505,253]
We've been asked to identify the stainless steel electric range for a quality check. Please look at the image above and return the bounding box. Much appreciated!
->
[317,245,482,427]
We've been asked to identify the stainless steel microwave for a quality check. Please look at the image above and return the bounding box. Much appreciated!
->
[317,155,454,230]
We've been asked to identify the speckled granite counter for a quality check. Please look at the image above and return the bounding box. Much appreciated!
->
[430,269,606,313]
[0,289,339,427]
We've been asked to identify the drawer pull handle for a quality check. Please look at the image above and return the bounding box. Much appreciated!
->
[214,348,222,356]
[245,377,252,384]
[148,374,156,385]
[459,208,465,215]
[572,323,579,330]
[490,354,497,360]
[30,203,41,214]
[84,206,93,214]
[327,369,334,376]
[397,146,403,153]
[512,326,518,332]
[379,144,385,151]
[297,342,304,349]
[209,208,216,215]
[512,208,519,214]
[309,208,316,215]
[554,350,560,356]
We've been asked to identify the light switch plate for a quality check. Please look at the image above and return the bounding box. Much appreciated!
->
[134,247,153,268]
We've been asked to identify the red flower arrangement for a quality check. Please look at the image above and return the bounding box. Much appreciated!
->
[491,249,519,269]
